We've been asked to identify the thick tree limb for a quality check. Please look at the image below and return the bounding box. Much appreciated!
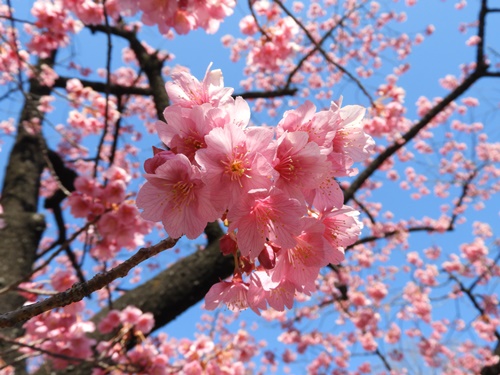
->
[0,53,56,374]
[54,75,297,101]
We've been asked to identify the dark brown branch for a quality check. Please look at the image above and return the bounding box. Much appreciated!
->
[374,348,392,372]
[469,251,500,292]
[347,225,435,250]
[93,2,114,178]
[248,0,271,41]
[351,196,376,225]
[53,76,153,96]
[448,273,500,341]
[478,248,500,375]
[477,0,488,67]
[235,87,298,99]
[43,149,77,243]
[108,95,123,167]
[5,0,24,89]
[0,334,88,364]
[42,149,86,285]
[88,24,170,121]
[0,237,178,328]
[343,68,486,205]
[0,14,36,26]
[448,168,480,229]
[36,214,101,260]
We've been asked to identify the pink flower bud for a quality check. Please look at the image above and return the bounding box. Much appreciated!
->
[258,244,276,270]
[219,233,237,256]
[144,149,176,173]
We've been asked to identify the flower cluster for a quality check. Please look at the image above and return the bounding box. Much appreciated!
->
[21,302,95,370]
[136,65,374,313]
[92,310,262,374]
[68,166,151,261]
[117,0,235,35]
[236,15,300,72]
[26,0,83,58]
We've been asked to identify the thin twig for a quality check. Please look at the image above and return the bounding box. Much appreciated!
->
[283,2,364,90]
[273,0,375,106]
[248,0,271,40]
[93,1,113,178]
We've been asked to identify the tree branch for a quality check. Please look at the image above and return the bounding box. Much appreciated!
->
[273,0,375,106]
[53,77,153,97]
[283,2,364,91]
[88,24,170,121]
[0,237,178,329]
[235,87,298,99]
[343,68,486,204]
[0,53,57,374]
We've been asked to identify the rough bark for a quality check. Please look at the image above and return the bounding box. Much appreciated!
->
[0,57,54,374]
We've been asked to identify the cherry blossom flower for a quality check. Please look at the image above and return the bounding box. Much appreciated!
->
[205,279,250,311]
[277,101,339,153]
[227,188,306,259]
[273,131,330,202]
[136,65,369,313]
[195,124,276,211]
[271,217,328,294]
[248,271,295,313]
[320,205,363,264]
[136,154,221,239]
[165,64,234,108]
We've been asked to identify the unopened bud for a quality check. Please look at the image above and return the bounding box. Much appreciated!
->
[144,149,175,173]
[219,233,237,256]
[258,243,276,270]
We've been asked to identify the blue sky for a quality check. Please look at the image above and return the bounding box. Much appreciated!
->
[2,0,500,373]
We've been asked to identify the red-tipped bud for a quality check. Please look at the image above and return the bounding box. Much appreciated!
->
[219,233,237,256]
[258,243,276,270]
